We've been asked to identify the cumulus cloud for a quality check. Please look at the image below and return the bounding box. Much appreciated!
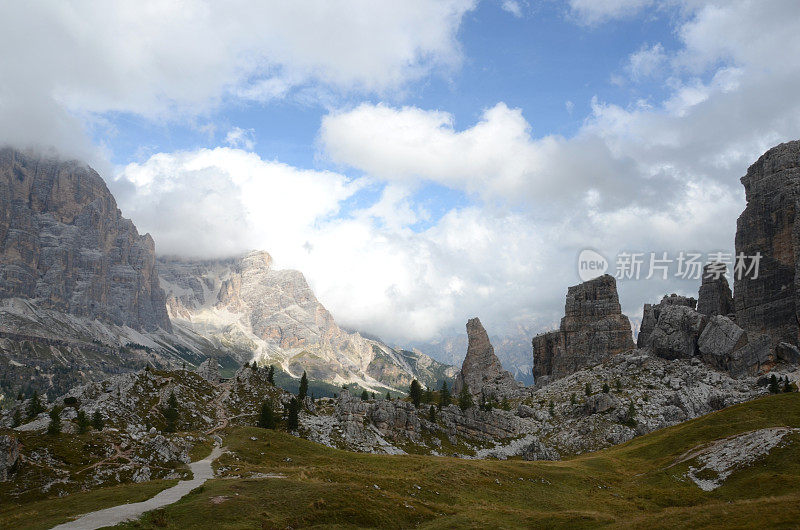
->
[626,43,667,81]
[224,127,256,150]
[501,0,523,17]
[567,0,656,25]
[0,0,475,155]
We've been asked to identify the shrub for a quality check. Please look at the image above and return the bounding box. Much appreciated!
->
[584,383,592,396]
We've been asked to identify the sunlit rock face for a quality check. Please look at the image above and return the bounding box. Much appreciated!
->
[0,148,170,332]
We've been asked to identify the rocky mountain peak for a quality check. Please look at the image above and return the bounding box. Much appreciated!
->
[454,317,520,399]
[0,147,170,332]
[735,140,800,346]
[697,263,735,317]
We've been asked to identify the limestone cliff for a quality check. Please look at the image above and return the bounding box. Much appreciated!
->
[0,148,170,332]
[453,318,520,399]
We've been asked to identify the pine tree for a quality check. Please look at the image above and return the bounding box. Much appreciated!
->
[267,365,275,385]
[298,371,309,400]
[585,382,592,396]
[371,392,376,400]
[624,402,637,426]
[784,378,794,393]
[428,405,436,422]
[386,391,391,400]
[286,397,300,431]
[258,400,276,429]
[163,391,179,433]
[76,410,89,434]
[28,390,45,418]
[548,401,555,417]
[12,408,22,428]
[769,374,780,394]
[602,382,610,394]
[409,379,422,408]
[251,361,258,371]
[47,406,62,436]
[361,389,369,401]
[92,409,104,430]
[570,393,576,405]
[16,390,23,401]
[458,384,474,411]
[439,381,451,409]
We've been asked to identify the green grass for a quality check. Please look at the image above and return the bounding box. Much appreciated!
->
[6,393,800,529]
[0,479,178,530]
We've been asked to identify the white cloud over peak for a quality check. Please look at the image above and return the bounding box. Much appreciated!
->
[0,0,475,156]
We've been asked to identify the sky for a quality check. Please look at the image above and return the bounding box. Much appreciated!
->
[2,0,800,348]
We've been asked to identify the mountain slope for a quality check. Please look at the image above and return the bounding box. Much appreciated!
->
[158,252,455,392]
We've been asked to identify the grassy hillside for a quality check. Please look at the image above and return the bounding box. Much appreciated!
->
[6,393,800,529]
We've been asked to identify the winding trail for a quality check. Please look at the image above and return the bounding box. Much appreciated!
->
[51,445,225,530]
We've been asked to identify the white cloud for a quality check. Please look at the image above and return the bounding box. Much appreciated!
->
[0,0,476,156]
[224,127,256,150]
[567,0,656,25]
[501,0,523,17]
[626,43,667,81]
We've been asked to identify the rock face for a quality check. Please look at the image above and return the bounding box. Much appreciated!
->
[0,148,170,332]
[649,305,707,360]
[533,275,634,383]
[0,434,18,481]
[734,140,800,346]
[698,316,774,377]
[453,318,520,399]
[159,252,455,392]
[697,264,735,317]
[637,294,697,348]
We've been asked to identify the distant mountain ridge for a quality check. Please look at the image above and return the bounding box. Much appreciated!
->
[158,252,457,392]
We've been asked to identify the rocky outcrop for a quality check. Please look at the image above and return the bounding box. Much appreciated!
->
[196,358,220,383]
[0,148,171,332]
[454,318,520,399]
[533,275,634,383]
[0,434,18,481]
[734,140,800,346]
[697,264,735,317]
[649,305,707,360]
[698,316,774,377]
[637,294,698,348]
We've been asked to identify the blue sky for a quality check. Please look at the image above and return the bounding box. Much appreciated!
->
[2,0,800,351]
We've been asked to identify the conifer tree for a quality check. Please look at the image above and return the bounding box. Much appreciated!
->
[92,409,105,430]
[12,408,21,428]
[602,382,610,394]
[258,400,276,429]
[548,401,555,417]
[585,382,592,396]
[409,379,422,408]
[298,371,309,400]
[47,406,62,436]
[769,374,780,394]
[784,378,794,393]
[458,384,474,411]
[76,410,89,434]
[28,390,44,418]
[439,381,452,409]
[386,391,391,400]
[361,389,369,401]
[267,365,275,385]
[428,405,436,422]
[287,397,300,431]
[163,391,179,433]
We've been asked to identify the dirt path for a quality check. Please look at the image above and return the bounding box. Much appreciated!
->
[50,445,225,530]
[205,380,232,435]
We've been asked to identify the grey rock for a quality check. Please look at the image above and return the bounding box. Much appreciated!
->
[0,434,19,481]
[650,305,707,360]
[454,318,520,399]
[584,392,620,415]
[521,439,560,461]
[697,263,735,317]
[777,342,800,364]
[195,358,220,383]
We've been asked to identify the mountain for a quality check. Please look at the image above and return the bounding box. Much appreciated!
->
[158,252,456,392]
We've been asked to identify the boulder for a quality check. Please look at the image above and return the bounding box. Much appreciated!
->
[584,392,620,415]
[196,358,220,383]
[650,305,707,360]
[698,316,775,377]
[521,439,560,461]
[777,342,800,364]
